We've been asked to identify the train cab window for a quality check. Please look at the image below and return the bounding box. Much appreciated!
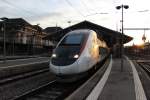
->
[59,34,84,46]
[53,34,86,60]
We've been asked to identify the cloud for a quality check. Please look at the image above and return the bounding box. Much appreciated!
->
[27,12,63,22]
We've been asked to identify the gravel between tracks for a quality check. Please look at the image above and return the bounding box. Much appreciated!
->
[0,72,55,100]
[133,61,150,100]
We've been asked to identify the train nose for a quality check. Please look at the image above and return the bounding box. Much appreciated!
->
[50,60,79,75]
[51,58,76,66]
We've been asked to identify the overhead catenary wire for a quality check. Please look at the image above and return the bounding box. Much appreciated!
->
[64,0,85,18]
[1,0,56,27]
[86,0,101,14]
[2,0,37,16]
[80,0,91,14]
[1,0,45,22]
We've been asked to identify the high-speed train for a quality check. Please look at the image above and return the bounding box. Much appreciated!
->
[49,29,109,81]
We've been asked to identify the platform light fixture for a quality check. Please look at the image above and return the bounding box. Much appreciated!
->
[116,5,129,72]
[0,17,8,63]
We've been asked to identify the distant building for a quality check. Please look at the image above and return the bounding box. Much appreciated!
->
[144,42,150,49]
[43,20,132,48]
[0,18,46,46]
[32,25,47,48]
[142,33,146,43]
[43,27,62,46]
[0,18,47,55]
[43,27,62,35]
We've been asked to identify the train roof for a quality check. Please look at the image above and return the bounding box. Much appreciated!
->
[44,20,133,47]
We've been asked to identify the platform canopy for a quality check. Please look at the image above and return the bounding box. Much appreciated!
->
[44,20,132,47]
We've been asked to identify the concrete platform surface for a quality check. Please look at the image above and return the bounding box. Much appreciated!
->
[98,58,136,100]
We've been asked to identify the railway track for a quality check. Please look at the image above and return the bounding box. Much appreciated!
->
[13,79,87,100]
[134,59,150,100]
[0,55,109,100]
[137,62,150,76]
[12,57,109,100]
[128,55,145,60]
[128,54,150,61]
[128,55,150,74]
[0,68,49,85]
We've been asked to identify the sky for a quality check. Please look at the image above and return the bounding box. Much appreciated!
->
[0,0,150,46]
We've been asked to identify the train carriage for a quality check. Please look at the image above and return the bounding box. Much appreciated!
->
[49,29,109,81]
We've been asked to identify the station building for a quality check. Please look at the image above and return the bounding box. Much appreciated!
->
[0,18,50,55]
[44,20,132,56]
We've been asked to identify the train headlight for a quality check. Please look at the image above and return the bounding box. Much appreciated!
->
[73,54,79,59]
[52,53,57,58]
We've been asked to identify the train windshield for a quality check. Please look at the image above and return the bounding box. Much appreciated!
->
[51,33,87,65]
[53,34,86,59]
[52,34,86,66]
[59,34,84,46]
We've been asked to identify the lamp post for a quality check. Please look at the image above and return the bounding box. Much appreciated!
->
[0,17,8,62]
[116,5,129,72]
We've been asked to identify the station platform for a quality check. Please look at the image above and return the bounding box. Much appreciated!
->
[97,58,135,100]
[86,56,147,100]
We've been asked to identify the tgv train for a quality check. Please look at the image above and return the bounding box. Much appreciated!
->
[49,29,109,81]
